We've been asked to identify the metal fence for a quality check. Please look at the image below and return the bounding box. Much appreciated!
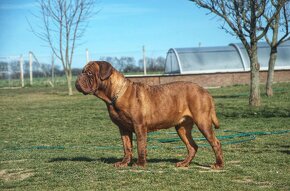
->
[0,53,62,88]
[0,48,167,88]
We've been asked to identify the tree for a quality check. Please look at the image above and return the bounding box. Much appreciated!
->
[190,0,287,106]
[263,2,289,96]
[29,0,96,95]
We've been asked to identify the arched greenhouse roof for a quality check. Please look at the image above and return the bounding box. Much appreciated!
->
[165,40,290,74]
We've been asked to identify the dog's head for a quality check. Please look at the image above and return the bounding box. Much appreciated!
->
[75,61,113,95]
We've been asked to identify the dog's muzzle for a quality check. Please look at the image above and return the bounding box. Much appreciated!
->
[75,75,90,95]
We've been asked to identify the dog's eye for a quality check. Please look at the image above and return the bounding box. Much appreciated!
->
[87,72,93,77]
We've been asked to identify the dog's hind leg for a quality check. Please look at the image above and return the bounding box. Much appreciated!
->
[175,120,198,167]
[196,119,224,169]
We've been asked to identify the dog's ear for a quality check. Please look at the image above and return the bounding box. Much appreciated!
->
[98,61,113,80]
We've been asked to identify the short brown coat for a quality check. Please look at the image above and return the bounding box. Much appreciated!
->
[76,61,223,168]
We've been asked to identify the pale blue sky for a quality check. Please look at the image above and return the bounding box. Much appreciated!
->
[0,0,239,67]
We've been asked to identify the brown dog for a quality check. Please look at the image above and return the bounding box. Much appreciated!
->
[75,61,224,169]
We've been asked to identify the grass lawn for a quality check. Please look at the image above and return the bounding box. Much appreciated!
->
[0,82,289,190]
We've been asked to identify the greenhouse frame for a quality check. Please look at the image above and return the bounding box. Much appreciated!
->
[165,40,290,74]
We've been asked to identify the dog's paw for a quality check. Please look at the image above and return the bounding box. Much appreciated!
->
[132,162,146,168]
[175,161,190,168]
[211,163,224,170]
[113,161,129,168]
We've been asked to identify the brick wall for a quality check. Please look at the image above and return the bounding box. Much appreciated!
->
[126,70,290,87]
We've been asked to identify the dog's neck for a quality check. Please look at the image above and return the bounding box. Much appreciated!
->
[108,77,128,107]
[94,71,129,108]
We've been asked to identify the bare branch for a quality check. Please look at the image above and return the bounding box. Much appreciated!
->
[276,3,290,45]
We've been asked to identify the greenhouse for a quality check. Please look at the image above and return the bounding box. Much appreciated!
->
[165,40,290,74]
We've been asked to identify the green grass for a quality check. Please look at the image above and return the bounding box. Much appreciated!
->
[0,83,290,190]
[0,76,76,88]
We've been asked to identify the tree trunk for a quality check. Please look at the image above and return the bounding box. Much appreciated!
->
[67,76,73,96]
[249,49,261,107]
[266,9,280,97]
[266,48,277,97]
[65,69,73,96]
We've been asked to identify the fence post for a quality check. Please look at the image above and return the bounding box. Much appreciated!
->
[20,54,24,87]
[86,49,90,64]
[143,45,147,75]
[51,53,55,87]
[8,58,11,87]
[29,51,33,86]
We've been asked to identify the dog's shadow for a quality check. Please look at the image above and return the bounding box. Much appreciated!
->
[98,157,180,164]
[48,156,97,163]
[48,156,179,164]
[48,156,211,168]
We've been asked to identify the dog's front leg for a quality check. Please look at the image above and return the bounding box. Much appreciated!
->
[133,125,147,167]
[114,127,133,167]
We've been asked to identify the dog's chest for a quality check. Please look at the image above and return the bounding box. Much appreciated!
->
[108,106,134,130]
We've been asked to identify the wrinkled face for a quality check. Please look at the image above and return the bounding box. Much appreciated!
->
[75,62,97,95]
[75,61,113,95]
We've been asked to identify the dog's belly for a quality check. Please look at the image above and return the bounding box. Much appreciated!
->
[147,120,179,132]
[146,110,191,132]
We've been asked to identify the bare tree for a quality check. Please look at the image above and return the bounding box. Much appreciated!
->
[29,0,96,95]
[190,0,287,106]
[262,2,289,96]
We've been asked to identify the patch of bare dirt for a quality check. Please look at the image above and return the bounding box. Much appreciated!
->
[0,169,34,181]
[232,177,272,188]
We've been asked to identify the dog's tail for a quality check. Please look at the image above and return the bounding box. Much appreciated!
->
[211,101,220,129]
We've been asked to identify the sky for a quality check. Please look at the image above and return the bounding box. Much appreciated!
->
[0,0,240,68]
